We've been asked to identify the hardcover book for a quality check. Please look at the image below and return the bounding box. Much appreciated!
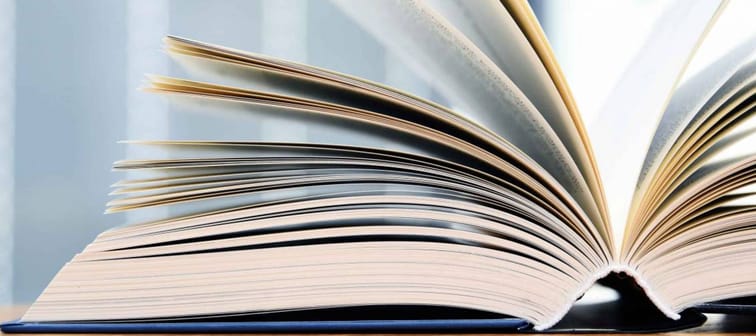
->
[3,0,756,333]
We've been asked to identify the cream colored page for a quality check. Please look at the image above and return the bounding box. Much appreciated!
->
[332,0,600,229]
[424,0,581,165]
[637,3,756,203]
[588,0,723,249]
[424,0,605,227]
[689,114,756,182]
[699,121,756,180]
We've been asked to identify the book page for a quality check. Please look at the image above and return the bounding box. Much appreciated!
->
[425,0,609,240]
[639,38,755,190]
[155,40,615,258]
[332,0,605,244]
[635,1,756,223]
[678,117,756,186]
[624,95,755,260]
[630,56,755,234]
[587,0,724,251]
[501,0,609,232]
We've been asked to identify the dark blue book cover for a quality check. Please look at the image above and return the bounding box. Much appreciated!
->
[1,318,529,333]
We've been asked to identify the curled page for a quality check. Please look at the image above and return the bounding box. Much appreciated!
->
[424,0,608,234]
[639,37,755,190]
[635,0,756,218]
[588,0,724,249]
[332,0,603,234]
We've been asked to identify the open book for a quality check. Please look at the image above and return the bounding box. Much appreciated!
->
[7,0,756,332]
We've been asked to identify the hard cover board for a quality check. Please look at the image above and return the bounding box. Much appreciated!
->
[0,319,530,333]
[1,306,530,333]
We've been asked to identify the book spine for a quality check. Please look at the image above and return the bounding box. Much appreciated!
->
[534,264,680,331]
[534,266,613,330]
[611,264,680,320]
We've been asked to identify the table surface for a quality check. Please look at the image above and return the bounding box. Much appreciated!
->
[2,306,755,335]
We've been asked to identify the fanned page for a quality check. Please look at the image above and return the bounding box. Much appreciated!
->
[331,0,610,245]
[626,0,756,260]
[498,0,609,232]
[421,0,609,237]
[589,0,724,248]
[621,55,756,315]
[603,0,756,318]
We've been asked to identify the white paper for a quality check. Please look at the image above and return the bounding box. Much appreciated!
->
[588,0,723,250]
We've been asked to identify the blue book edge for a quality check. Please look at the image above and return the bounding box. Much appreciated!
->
[1,318,531,333]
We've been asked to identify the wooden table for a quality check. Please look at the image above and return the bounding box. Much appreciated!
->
[1,306,754,335]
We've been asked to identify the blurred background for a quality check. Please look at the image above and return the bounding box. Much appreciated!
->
[0,0,685,304]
